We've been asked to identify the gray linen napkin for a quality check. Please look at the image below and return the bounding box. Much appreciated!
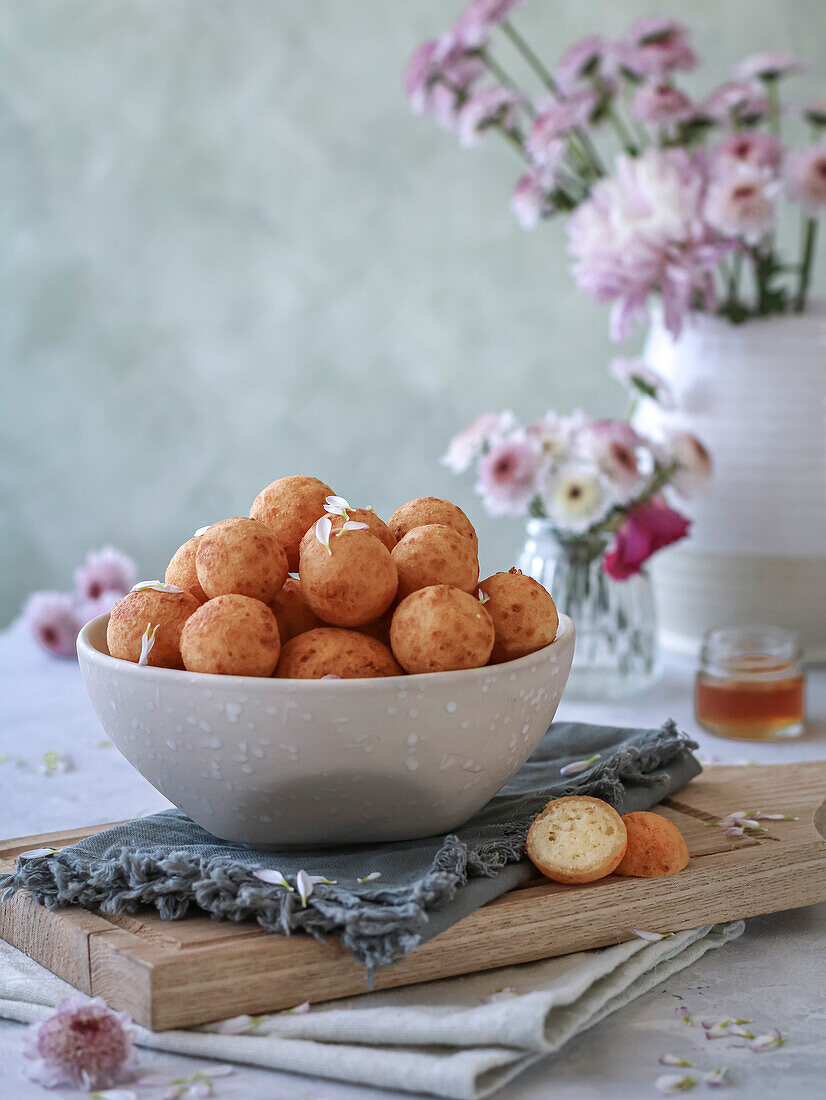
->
[2,720,699,971]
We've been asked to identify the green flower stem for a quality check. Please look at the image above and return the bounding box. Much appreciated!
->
[766,78,781,137]
[501,19,604,178]
[606,103,639,155]
[794,216,818,313]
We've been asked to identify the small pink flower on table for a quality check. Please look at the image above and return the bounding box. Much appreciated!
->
[23,994,137,1090]
[74,546,137,603]
[23,592,81,658]
[603,500,691,581]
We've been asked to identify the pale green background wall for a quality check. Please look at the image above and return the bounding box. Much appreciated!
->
[1,0,824,623]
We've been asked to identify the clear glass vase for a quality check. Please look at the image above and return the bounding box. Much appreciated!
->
[517,519,659,700]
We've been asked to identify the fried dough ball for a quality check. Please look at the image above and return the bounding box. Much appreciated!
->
[180,595,280,677]
[299,527,397,627]
[390,585,494,674]
[268,576,320,644]
[388,497,478,549]
[615,812,690,878]
[275,627,402,679]
[526,796,627,884]
[479,568,559,664]
[250,475,334,571]
[107,586,200,669]
[392,524,479,601]
[327,508,395,551]
[195,517,288,603]
[165,537,207,603]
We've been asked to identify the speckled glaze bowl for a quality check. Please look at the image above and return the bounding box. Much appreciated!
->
[77,612,575,847]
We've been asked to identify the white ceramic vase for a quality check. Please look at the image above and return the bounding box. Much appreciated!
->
[635,306,826,660]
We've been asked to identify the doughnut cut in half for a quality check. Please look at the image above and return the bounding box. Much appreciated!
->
[525,795,627,884]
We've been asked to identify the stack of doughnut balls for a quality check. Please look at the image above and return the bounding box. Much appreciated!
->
[106,475,560,680]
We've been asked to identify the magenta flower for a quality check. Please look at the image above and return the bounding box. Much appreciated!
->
[511,169,555,228]
[702,81,768,124]
[457,86,524,147]
[557,35,615,94]
[568,148,728,340]
[620,17,696,78]
[604,500,691,581]
[23,592,81,658]
[705,165,781,244]
[452,0,527,50]
[475,437,538,516]
[74,546,137,603]
[710,132,783,174]
[632,82,694,128]
[23,994,137,1090]
[735,51,806,81]
[787,144,826,211]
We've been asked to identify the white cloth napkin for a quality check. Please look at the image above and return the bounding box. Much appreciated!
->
[0,923,743,1099]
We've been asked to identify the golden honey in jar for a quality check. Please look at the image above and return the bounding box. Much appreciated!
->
[695,625,805,741]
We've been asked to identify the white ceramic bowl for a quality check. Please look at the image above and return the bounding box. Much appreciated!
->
[77,613,575,847]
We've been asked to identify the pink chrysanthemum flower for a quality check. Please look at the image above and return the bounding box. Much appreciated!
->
[404,34,484,129]
[705,165,781,244]
[475,437,538,516]
[710,132,783,174]
[582,422,643,498]
[620,17,697,78]
[74,546,137,603]
[568,148,729,340]
[457,85,524,147]
[557,35,615,94]
[23,592,81,658]
[632,82,694,128]
[441,411,517,472]
[452,0,527,50]
[735,51,806,82]
[702,81,768,124]
[665,430,713,497]
[511,169,556,228]
[23,995,137,1090]
[787,144,826,211]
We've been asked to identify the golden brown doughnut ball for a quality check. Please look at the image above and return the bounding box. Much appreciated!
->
[526,796,627,884]
[107,587,200,669]
[195,517,288,603]
[299,526,397,627]
[615,812,690,878]
[180,595,281,677]
[390,585,494,674]
[250,475,334,571]
[479,568,559,664]
[388,497,478,550]
[165,537,207,603]
[268,576,320,644]
[275,627,402,679]
[392,524,479,601]
[327,508,395,551]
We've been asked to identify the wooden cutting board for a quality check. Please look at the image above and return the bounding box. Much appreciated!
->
[1,762,825,1031]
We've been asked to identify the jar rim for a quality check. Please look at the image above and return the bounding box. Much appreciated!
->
[700,624,802,677]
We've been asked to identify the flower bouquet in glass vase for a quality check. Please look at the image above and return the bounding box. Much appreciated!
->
[407,3,826,654]
[443,369,711,698]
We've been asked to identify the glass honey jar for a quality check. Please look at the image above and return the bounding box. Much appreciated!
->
[695,625,806,741]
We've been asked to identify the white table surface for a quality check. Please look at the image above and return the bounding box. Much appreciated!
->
[1,616,824,1100]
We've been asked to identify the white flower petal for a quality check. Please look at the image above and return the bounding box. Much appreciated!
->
[296,869,314,906]
[659,1054,695,1067]
[358,871,382,882]
[281,1000,311,1015]
[315,517,333,554]
[326,495,350,509]
[339,521,369,533]
[703,1067,730,1087]
[560,753,601,776]
[252,868,294,891]
[748,1029,785,1052]
[17,847,59,859]
[630,928,672,942]
[193,525,212,537]
[137,623,158,667]
[131,580,185,594]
